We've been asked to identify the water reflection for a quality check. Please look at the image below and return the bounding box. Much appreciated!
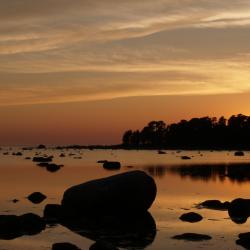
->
[144,163,250,183]
[145,166,167,178]
[60,212,156,249]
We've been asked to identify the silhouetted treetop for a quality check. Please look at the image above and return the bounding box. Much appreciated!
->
[122,114,250,149]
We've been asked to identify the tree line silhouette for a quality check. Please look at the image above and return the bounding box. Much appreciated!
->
[122,114,250,149]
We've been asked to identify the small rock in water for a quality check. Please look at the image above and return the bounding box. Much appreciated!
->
[27,192,47,204]
[0,213,45,240]
[33,156,53,162]
[97,160,108,163]
[172,233,212,241]
[103,161,121,170]
[12,199,19,203]
[198,200,230,210]
[52,242,81,250]
[179,212,203,223]
[37,144,46,149]
[0,215,21,239]
[46,164,62,173]
[13,152,22,156]
[59,153,65,157]
[228,198,250,224]
[181,156,191,160]
[90,240,118,250]
[235,151,245,156]
[236,232,250,249]
[37,162,62,172]
[19,213,46,235]
[158,150,166,154]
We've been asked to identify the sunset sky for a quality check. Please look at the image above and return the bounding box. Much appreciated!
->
[1,0,250,145]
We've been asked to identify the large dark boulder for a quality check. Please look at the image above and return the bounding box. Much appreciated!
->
[228,198,250,224]
[61,171,157,215]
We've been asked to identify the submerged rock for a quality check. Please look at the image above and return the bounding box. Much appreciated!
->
[52,242,81,250]
[228,198,250,224]
[27,192,47,204]
[172,233,212,241]
[103,161,121,170]
[90,240,118,250]
[198,200,230,210]
[61,170,157,215]
[179,212,203,223]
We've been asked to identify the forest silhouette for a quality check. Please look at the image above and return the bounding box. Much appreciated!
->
[122,114,250,149]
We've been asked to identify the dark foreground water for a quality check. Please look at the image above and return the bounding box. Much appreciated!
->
[0,149,250,249]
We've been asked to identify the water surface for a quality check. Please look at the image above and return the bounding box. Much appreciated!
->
[0,149,250,249]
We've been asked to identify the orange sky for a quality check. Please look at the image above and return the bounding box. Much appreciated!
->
[1,93,250,146]
[1,1,250,145]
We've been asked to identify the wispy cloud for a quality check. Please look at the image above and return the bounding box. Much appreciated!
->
[1,0,250,105]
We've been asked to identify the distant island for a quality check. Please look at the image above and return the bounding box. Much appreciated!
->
[121,114,250,150]
[44,114,250,151]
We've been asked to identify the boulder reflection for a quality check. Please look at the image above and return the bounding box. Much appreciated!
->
[60,212,156,249]
[145,163,250,183]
